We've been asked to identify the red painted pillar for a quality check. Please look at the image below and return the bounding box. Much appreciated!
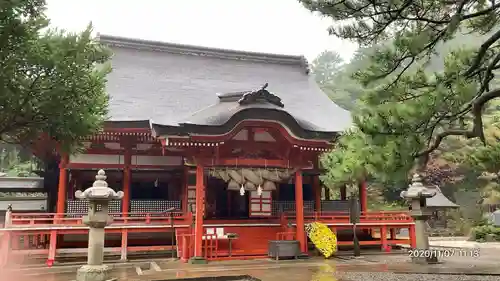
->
[56,154,68,215]
[193,164,205,258]
[50,153,67,266]
[0,209,12,267]
[359,181,368,213]
[121,147,131,261]
[295,171,306,253]
[312,175,321,212]
[122,147,132,215]
[340,185,347,201]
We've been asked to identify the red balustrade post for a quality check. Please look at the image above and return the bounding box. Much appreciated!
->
[181,235,189,262]
[120,229,128,261]
[380,226,388,252]
[47,230,57,267]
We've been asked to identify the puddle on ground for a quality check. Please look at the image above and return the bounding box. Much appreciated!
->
[151,276,260,281]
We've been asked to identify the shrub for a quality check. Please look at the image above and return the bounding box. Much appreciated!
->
[469,224,500,242]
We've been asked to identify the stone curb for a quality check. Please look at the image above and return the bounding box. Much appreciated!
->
[7,259,161,273]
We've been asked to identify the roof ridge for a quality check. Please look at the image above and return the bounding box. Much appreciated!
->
[98,34,310,74]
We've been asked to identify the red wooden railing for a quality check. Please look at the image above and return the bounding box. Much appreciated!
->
[1,210,415,266]
[9,211,188,226]
[7,210,412,227]
[283,210,413,224]
[203,234,219,260]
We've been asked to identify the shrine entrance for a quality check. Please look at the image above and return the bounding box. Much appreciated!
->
[204,177,251,219]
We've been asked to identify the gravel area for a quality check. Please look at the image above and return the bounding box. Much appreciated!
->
[335,272,500,281]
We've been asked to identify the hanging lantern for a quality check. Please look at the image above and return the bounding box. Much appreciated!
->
[257,185,263,196]
[154,178,159,187]
[240,184,245,196]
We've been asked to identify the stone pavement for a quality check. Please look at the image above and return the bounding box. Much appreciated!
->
[430,238,500,249]
[3,236,500,281]
[3,251,500,281]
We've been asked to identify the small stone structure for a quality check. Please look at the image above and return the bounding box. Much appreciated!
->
[75,170,123,281]
[401,173,437,264]
[426,185,459,229]
[489,209,500,227]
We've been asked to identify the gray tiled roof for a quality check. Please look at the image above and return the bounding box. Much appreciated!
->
[0,177,44,190]
[100,35,351,133]
[427,186,459,208]
[182,94,319,131]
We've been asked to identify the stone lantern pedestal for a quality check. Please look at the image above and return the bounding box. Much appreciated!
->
[75,170,123,281]
[401,174,438,264]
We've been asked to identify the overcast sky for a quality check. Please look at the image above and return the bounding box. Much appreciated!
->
[45,0,357,62]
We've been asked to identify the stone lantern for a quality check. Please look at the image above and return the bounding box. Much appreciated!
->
[75,170,123,281]
[400,173,437,264]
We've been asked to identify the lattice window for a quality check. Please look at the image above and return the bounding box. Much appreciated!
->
[187,169,197,213]
[130,200,181,216]
[66,200,122,217]
[186,168,205,215]
[272,200,314,216]
[321,200,351,212]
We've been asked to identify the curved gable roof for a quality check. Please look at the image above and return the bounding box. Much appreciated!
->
[100,35,352,134]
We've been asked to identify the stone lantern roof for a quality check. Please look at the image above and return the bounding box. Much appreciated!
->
[401,174,437,200]
[400,174,459,209]
[75,169,123,200]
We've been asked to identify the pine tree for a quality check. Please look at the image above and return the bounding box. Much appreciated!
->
[300,0,500,185]
[0,0,111,154]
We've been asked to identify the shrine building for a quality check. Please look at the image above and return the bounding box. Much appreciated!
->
[0,35,415,265]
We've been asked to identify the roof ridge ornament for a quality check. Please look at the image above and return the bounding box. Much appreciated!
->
[238,83,284,108]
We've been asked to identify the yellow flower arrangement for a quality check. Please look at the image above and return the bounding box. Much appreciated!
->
[305,222,338,258]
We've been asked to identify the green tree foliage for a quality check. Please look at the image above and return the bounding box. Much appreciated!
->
[0,143,39,177]
[311,50,343,86]
[0,0,111,153]
[300,0,500,185]
[311,49,368,110]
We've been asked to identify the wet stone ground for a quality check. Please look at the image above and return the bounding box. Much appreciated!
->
[335,272,500,281]
[3,248,500,281]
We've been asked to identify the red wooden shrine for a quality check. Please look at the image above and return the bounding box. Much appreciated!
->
[0,35,416,266]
